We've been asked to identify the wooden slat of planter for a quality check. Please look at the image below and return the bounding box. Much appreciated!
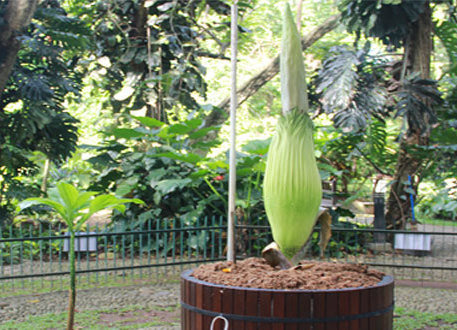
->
[233,289,246,330]
[258,291,272,330]
[245,290,258,330]
[189,281,196,330]
[183,279,190,330]
[377,286,387,330]
[375,283,393,330]
[212,286,224,330]
[195,282,203,329]
[369,286,383,329]
[359,287,371,329]
[384,282,394,330]
[284,292,299,330]
[180,280,185,330]
[324,292,339,330]
[298,291,312,330]
[348,290,360,330]
[202,285,213,330]
[337,291,351,330]
[312,292,326,330]
[221,288,234,330]
[181,272,394,330]
[272,291,285,330]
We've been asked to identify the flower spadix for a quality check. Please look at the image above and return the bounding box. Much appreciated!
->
[263,3,322,259]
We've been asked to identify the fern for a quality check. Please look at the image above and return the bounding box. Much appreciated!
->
[367,120,387,157]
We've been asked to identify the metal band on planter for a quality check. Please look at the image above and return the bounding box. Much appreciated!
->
[181,300,394,323]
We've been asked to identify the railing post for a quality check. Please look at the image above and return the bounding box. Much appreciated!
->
[373,192,386,243]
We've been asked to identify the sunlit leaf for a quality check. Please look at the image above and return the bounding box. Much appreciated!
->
[132,116,165,128]
[109,128,146,139]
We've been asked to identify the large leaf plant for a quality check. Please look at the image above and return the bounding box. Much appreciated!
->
[19,182,142,330]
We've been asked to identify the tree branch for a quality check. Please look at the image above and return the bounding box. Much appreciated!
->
[354,145,390,176]
[196,51,231,60]
[203,14,341,129]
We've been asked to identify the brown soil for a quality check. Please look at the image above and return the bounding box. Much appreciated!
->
[192,257,385,290]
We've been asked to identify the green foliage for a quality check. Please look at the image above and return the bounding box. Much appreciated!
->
[315,119,396,194]
[18,182,142,330]
[435,18,457,77]
[315,45,388,132]
[19,183,142,232]
[313,41,445,196]
[424,75,457,174]
[0,219,61,265]
[418,181,457,220]
[395,75,442,134]
[2,2,89,160]
[0,1,91,224]
[84,0,234,121]
[310,220,368,258]
[339,0,427,48]
[88,115,267,228]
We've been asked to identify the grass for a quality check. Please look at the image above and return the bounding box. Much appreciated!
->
[2,306,456,329]
[394,307,457,329]
[0,268,182,298]
[0,304,180,329]
[419,217,457,228]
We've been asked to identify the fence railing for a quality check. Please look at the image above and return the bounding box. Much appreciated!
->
[238,219,457,283]
[0,217,227,295]
[1,216,457,295]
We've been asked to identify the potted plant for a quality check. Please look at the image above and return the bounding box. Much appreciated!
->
[181,4,394,329]
[19,182,143,330]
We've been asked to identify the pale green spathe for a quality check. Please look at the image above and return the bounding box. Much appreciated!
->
[263,3,322,259]
[264,111,322,259]
[280,3,308,115]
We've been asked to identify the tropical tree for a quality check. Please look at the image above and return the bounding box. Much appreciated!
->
[333,0,452,228]
[0,0,90,224]
[70,0,235,122]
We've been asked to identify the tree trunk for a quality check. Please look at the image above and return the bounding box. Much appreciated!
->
[0,0,38,100]
[202,14,341,131]
[41,158,52,195]
[385,2,432,229]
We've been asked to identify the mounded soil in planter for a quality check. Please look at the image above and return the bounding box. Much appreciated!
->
[192,257,385,290]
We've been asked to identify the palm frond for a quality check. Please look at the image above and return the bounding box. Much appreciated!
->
[316,46,359,114]
[395,76,442,134]
[315,46,387,132]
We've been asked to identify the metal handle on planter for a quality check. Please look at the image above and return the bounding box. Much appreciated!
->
[210,315,229,330]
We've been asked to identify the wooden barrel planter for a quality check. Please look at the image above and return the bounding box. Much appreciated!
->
[181,269,394,330]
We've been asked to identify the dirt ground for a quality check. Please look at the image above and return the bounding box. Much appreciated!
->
[192,257,385,290]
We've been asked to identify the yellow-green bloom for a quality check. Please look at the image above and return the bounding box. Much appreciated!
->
[263,3,322,259]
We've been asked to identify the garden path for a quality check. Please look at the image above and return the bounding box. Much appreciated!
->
[1,277,457,327]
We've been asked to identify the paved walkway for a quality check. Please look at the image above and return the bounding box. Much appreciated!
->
[1,281,456,325]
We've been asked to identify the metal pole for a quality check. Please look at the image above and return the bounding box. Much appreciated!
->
[227,1,238,262]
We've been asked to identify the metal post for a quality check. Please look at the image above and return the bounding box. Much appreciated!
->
[227,1,238,262]
[373,192,386,243]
